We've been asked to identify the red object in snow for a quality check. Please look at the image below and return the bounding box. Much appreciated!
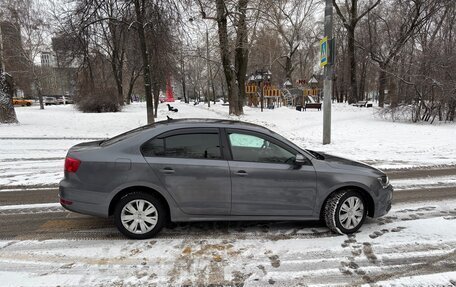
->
[165,77,174,102]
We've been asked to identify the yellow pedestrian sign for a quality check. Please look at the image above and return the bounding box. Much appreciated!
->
[320,37,328,67]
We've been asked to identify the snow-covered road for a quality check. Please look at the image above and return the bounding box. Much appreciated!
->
[0,199,455,286]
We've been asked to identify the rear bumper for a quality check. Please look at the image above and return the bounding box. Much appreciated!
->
[373,185,394,218]
[59,180,109,218]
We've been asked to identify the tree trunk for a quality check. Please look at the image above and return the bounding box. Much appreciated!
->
[0,73,18,123]
[234,0,248,114]
[0,94,17,123]
[126,70,140,104]
[134,0,154,124]
[33,74,45,110]
[182,74,187,103]
[358,60,367,101]
[447,97,455,121]
[181,62,188,103]
[347,27,358,103]
[378,63,387,107]
[112,61,123,106]
[153,82,159,118]
[285,56,292,81]
[216,0,238,115]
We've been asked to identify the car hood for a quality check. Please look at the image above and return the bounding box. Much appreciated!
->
[316,151,383,175]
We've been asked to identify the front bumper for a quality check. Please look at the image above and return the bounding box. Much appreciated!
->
[374,184,394,218]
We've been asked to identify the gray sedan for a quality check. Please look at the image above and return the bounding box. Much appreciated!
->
[59,119,393,239]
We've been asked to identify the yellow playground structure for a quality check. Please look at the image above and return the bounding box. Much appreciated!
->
[245,84,320,108]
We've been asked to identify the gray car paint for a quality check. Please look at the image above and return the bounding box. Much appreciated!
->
[59,119,393,223]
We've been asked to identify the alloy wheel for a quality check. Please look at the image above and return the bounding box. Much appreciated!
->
[120,199,158,234]
[338,196,364,230]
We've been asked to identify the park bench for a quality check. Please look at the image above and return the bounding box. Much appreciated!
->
[304,103,322,111]
[352,101,368,107]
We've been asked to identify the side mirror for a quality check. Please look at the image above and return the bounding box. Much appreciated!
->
[294,154,306,165]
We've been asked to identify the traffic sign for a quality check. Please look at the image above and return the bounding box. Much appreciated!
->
[320,37,328,67]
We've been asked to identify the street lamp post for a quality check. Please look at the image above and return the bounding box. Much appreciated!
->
[204,22,211,108]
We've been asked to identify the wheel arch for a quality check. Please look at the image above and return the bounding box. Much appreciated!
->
[319,185,375,219]
[108,186,171,220]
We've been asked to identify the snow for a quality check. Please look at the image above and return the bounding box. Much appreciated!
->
[366,272,456,287]
[0,199,455,286]
[391,176,456,191]
[0,202,60,210]
[1,102,455,187]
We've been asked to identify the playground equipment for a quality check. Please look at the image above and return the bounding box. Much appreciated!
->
[245,84,283,108]
[244,81,321,109]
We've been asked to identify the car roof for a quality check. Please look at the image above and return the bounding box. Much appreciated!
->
[154,118,269,130]
[100,118,273,147]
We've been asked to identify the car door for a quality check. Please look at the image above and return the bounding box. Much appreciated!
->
[225,129,317,216]
[142,128,231,215]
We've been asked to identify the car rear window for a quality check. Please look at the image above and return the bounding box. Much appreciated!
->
[100,124,155,146]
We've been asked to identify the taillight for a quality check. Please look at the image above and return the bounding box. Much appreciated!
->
[60,198,73,205]
[64,157,81,173]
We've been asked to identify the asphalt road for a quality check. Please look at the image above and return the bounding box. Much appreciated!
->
[0,166,455,241]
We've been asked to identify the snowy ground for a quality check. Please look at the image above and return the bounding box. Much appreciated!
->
[1,101,455,186]
[1,102,456,286]
[0,199,455,286]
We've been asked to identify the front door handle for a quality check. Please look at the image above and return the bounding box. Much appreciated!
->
[234,170,248,176]
[160,167,175,174]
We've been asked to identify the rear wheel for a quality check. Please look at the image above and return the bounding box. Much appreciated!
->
[324,190,367,234]
[114,192,166,239]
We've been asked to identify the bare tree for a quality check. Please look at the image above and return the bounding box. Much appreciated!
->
[264,0,318,82]
[333,0,380,103]
[367,0,443,107]
[195,0,253,115]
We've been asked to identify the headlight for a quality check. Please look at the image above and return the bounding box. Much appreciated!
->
[378,175,390,188]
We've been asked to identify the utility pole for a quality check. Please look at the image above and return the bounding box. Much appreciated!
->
[0,24,4,72]
[322,0,333,145]
[205,25,211,108]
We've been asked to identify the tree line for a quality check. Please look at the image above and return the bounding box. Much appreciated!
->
[333,0,455,122]
[1,0,455,123]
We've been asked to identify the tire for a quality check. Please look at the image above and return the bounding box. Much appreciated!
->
[324,190,367,235]
[26,102,31,106]
[114,192,166,239]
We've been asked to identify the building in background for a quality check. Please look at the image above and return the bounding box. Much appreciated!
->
[38,36,78,99]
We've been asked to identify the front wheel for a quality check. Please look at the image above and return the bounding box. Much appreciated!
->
[114,192,166,239]
[324,190,367,234]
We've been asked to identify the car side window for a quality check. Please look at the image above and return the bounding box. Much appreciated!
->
[228,132,295,163]
[143,133,221,159]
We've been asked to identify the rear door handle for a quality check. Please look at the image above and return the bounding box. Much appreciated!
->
[160,167,175,174]
[234,170,248,176]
